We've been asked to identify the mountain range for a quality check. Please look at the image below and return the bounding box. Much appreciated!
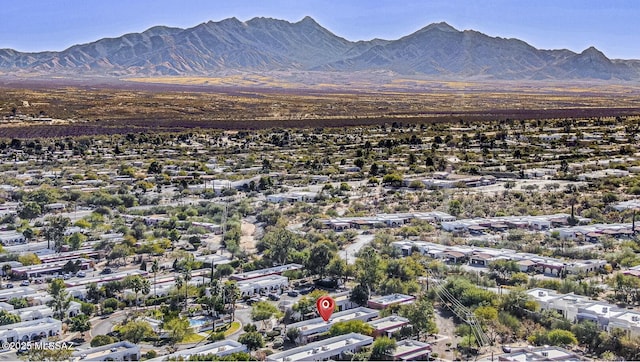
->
[1,16,639,81]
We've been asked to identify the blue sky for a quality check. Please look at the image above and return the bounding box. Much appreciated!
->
[1,0,639,59]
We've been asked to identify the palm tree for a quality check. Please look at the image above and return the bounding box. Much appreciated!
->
[175,275,184,309]
[48,279,71,321]
[130,276,151,309]
[1,264,11,281]
[183,268,192,312]
[151,259,159,302]
[223,281,241,321]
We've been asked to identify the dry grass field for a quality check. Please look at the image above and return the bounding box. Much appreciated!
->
[1,75,639,138]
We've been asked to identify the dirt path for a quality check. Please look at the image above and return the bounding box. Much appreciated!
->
[239,220,256,253]
[431,307,459,360]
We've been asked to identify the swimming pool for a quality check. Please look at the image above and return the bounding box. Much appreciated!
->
[189,317,207,327]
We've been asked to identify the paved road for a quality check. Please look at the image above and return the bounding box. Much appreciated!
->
[342,233,375,264]
[90,310,127,337]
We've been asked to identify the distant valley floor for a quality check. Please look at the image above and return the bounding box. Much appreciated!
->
[1,74,639,138]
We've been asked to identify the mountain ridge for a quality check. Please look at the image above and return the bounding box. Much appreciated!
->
[1,17,639,81]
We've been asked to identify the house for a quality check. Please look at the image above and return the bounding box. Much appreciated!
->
[11,258,94,279]
[494,345,586,361]
[230,264,303,282]
[287,307,379,343]
[367,315,411,338]
[266,333,373,362]
[0,317,62,343]
[194,254,232,268]
[391,339,431,361]
[237,275,289,297]
[368,294,416,310]
[71,341,140,361]
[526,288,640,336]
[155,340,247,361]
[0,287,37,302]
[0,261,23,276]
[0,231,26,246]
[608,311,640,337]
[565,260,606,274]
[44,203,66,212]
[266,191,318,203]
[332,291,358,312]
[190,222,223,234]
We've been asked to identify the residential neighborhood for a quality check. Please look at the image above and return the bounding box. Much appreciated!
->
[0,115,639,362]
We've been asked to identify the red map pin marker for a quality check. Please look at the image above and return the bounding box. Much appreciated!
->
[316,296,335,322]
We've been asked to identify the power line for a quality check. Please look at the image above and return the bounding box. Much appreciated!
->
[427,270,490,348]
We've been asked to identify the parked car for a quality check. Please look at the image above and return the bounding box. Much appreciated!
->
[20,280,30,286]
[287,290,299,297]
[101,268,112,275]
[76,271,86,277]
[246,297,260,306]
[5,283,13,289]
[299,287,314,295]
[268,293,280,301]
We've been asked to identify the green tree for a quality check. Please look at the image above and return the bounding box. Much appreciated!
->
[355,246,384,296]
[18,201,41,220]
[223,281,241,321]
[148,160,163,174]
[571,320,601,351]
[47,278,71,320]
[306,241,336,278]
[66,232,87,251]
[43,215,71,251]
[329,320,374,336]
[397,295,438,339]
[0,309,20,326]
[164,317,192,344]
[70,314,91,336]
[108,244,132,265]
[251,301,282,330]
[123,275,151,308]
[546,329,578,346]
[80,302,95,316]
[238,331,265,351]
[350,283,370,306]
[500,288,535,318]
[23,347,72,361]
[90,334,116,347]
[286,327,301,344]
[8,297,28,309]
[257,227,306,266]
[448,199,462,216]
[18,253,41,266]
[151,259,159,300]
[22,228,34,241]
[118,320,156,344]
[370,336,396,360]
[382,173,403,187]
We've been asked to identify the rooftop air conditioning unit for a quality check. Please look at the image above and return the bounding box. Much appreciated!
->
[542,352,549,357]
[313,348,319,354]
[602,307,608,313]
[322,346,329,351]
[632,316,640,322]
[538,291,545,297]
